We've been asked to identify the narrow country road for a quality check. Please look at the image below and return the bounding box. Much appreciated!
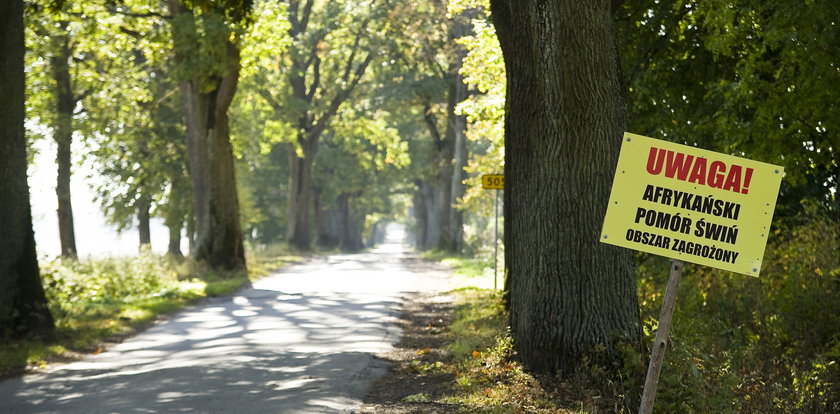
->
[0,226,450,413]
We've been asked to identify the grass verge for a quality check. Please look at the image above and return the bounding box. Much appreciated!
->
[0,244,303,379]
[422,251,497,290]
[428,208,840,412]
[422,253,619,413]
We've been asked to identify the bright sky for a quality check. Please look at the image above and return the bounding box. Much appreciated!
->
[28,137,182,259]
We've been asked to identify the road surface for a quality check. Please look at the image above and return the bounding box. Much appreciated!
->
[0,225,450,413]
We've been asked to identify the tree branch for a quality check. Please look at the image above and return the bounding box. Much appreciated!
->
[215,39,241,112]
[119,26,143,38]
[300,0,314,34]
[342,19,370,83]
[74,88,93,104]
[307,55,321,101]
[288,0,314,37]
[309,53,373,142]
[106,6,170,19]
[258,88,283,113]
[422,101,443,151]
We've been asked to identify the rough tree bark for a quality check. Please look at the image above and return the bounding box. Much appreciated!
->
[163,166,189,257]
[490,0,640,374]
[169,1,246,270]
[167,221,183,257]
[0,0,55,337]
[51,25,78,258]
[286,141,316,250]
[137,195,152,248]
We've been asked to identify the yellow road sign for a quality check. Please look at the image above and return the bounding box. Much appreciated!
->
[600,132,783,276]
[482,174,504,190]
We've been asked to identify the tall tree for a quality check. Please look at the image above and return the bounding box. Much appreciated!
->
[50,23,80,258]
[312,101,408,251]
[0,0,54,338]
[89,43,191,254]
[251,0,377,250]
[490,0,640,373]
[383,0,470,252]
[26,2,100,258]
[230,1,292,246]
[168,0,250,270]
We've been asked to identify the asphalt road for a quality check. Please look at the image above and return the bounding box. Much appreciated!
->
[0,226,449,413]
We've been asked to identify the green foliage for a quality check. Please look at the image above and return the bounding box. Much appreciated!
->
[448,288,506,359]
[615,0,840,218]
[170,0,253,91]
[444,4,505,256]
[434,204,840,411]
[423,251,495,289]
[444,288,612,413]
[311,103,410,245]
[455,17,505,216]
[631,206,840,412]
[42,254,178,304]
[239,0,290,79]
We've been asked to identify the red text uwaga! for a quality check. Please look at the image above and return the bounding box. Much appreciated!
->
[646,147,754,195]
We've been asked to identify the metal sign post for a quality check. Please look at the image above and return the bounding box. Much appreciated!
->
[482,174,504,290]
[493,189,499,290]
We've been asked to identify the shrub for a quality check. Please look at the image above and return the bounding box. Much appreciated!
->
[633,204,840,412]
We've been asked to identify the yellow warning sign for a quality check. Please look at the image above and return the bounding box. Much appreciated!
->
[600,132,783,276]
[482,174,504,190]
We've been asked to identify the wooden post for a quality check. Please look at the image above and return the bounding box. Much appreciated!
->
[639,259,684,414]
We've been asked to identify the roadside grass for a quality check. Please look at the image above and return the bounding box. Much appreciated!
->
[429,206,840,413]
[423,250,498,290]
[423,252,596,413]
[0,244,303,378]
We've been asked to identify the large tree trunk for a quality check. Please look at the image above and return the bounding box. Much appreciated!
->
[170,1,246,271]
[834,157,840,222]
[447,70,469,253]
[314,187,339,249]
[51,27,77,258]
[189,90,246,270]
[411,182,428,247]
[167,221,183,257]
[287,143,315,250]
[419,65,468,252]
[137,195,151,249]
[413,179,441,250]
[163,177,187,257]
[433,175,452,250]
[337,191,364,252]
[0,0,55,337]
[491,0,640,374]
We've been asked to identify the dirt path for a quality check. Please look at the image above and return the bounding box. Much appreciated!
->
[359,292,461,414]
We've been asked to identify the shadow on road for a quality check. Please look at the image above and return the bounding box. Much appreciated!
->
[0,227,451,413]
[2,290,403,413]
